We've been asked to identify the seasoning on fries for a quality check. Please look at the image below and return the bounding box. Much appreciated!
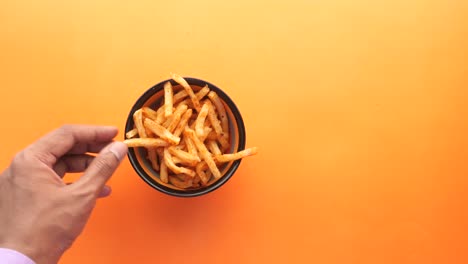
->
[124,74,258,189]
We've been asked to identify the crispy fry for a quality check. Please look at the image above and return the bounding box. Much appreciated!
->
[142,107,158,120]
[133,109,147,138]
[124,138,169,148]
[169,176,193,189]
[195,102,210,137]
[158,150,168,183]
[195,161,209,184]
[218,135,230,151]
[185,134,198,156]
[199,126,213,142]
[171,73,201,111]
[144,118,180,145]
[185,128,221,179]
[155,105,166,125]
[173,109,192,137]
[196,85,210,100]
[173,89,189,104]
[125,128,138,139]
[168,146,200,165]
[147,148,159,171]
[164,81,173,117]
[207,103,223,136]
[163,148,196,177]
[167,104,188,132]
[208,91,229,138]
[215,147,259,163]
[206,131,218,141]
[207,140,222,155]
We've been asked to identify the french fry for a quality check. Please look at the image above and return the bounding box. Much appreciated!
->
[160,161,168,183]
[164,81,173,117]
[195,161,209,184]
[171,73,201,111]
[125,128,138,139]
[147,148,159,171]
[173,109,192,137]
[215,147,259,163]
[207,103,223,136]
[163,148,196,177]
[208,91,229,138]
[185,135,198,156]
[195,102,211,137]
[199,126,213,142]
[155,105,166,125]
[217,135,230,151]
[173,90,189,105]
[169,176,193,189]
[206,131,218,141]
[185,128,221,179]
[196,85,210,100]
[133,109,147,138]
[144,118,180,145]
[124,138,169,148]
[142,107,158,120]
[167,104,188,132]
[207,140,222,155]
[168,146,200,165]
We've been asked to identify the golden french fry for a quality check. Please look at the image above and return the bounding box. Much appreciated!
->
[163,102,187,127]
[185,134,198,156]
[144,118,180,145]
[124,138,169,148]
[142,107,158,120]
[169,176,193,189]
[207,140,222,155]
[208,91,229,138]
[207,103,223,136]
[218,135,230,151]
[159,157,168,183]
[196,85,210,100]
[133,109,147,138]
[215,147,258,163]
[173,109,193,137]
[185,128,221,179]
[171,73,201,111]
[206,131,218,141]
[125,128,138,139]
[163,148,196,177]
[199,126,213,142]
[164,81,173,117]
[155,105,166,125]
[147,148,159,171]
[167,104,188,132]
[195,161,209,184]
[205,169,212,182]
[168,146,200,164]
[173,89,189,105]
[195,102,210,137]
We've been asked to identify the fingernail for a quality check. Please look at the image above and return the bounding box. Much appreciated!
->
[108,142,128,161]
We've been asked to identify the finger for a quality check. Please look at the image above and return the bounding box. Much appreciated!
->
[26,125,118,167]
[97,185,112,198]
[75,142,127,194]
[68,141,113,155]
[53,154,95,178]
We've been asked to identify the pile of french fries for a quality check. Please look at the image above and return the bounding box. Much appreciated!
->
[124,74,258,189]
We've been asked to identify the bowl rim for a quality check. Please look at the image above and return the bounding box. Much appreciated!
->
[125,77,246,197]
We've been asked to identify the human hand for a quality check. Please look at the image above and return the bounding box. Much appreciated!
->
[0,125,128,264]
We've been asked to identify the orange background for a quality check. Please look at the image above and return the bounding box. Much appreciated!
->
[1,0,468,263]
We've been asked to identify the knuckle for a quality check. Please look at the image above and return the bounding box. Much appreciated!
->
[59,124,73,134]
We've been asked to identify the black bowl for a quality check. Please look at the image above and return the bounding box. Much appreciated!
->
[125,77,246,197]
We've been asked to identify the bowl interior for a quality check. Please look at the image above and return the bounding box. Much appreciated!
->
[125,78,246,197]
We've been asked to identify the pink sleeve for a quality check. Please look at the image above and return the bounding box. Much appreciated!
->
[0,248,35,264]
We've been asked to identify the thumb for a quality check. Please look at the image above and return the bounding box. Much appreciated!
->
[76,142,127,194]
